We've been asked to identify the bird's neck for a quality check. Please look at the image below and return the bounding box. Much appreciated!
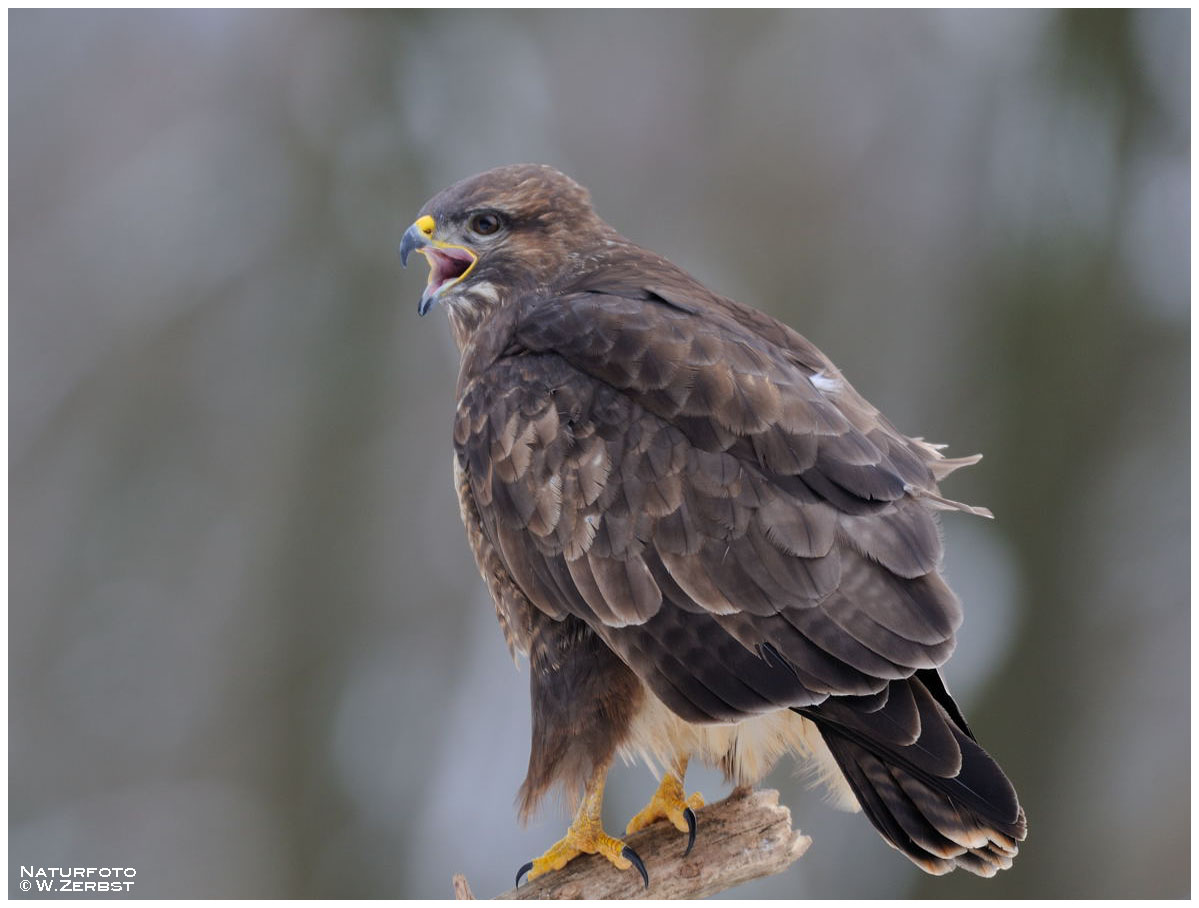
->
[444,281,505,352]
[450,291,522,400]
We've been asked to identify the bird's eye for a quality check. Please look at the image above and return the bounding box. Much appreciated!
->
[468,212,502,236]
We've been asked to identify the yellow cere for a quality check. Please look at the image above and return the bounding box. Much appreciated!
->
[416,215,435,237]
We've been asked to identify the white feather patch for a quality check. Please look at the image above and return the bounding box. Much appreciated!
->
[619,691,859,813]
[810,371,841,393]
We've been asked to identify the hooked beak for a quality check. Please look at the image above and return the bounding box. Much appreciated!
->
[399,215,479,316]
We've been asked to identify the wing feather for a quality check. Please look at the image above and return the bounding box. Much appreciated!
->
[456,284,989,717]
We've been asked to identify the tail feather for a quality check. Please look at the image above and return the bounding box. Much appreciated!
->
[831,742,957,876]
[797,670,1026,877]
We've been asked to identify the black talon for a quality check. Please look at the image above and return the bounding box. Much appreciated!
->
[682,806,697,857]
[622,844,649,889]
[515,861,534,888]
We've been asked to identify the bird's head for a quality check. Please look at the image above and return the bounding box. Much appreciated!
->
[400,164,606,318]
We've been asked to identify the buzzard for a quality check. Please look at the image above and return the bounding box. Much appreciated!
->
[401,164,1026,888]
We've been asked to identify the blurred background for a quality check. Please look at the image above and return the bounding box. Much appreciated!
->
[9,9,1189,899]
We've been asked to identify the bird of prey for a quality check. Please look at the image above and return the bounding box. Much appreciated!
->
[400,164,1026,888]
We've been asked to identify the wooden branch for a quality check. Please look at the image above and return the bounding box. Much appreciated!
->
[452,788,811,900]
[451,874,475,900]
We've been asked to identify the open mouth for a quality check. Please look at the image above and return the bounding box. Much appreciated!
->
[422,245,477,295]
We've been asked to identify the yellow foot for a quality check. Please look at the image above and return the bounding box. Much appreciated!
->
[626,773,705,855]
[516,825,648,889]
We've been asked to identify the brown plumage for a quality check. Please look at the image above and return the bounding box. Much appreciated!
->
[406,164,1026,879]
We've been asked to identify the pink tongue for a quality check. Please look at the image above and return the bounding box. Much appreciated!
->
[433,249,470,286]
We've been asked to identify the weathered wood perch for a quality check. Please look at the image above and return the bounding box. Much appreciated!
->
[452,787,810,900]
